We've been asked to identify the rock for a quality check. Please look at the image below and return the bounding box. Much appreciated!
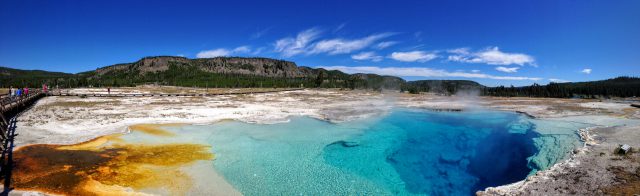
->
[327,140,360,148]
[616,144,631,155]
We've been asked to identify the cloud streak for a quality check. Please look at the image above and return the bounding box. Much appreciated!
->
[495,66,520,73]
[250,27,272,39]
[581,68,592,74]
[448,47,536,66]
[333,22,347,33]
[196,48,231,58]
[274,28,323,57]
[389,51,438,62]
[549,78,570,83]
[351,52,383,62]
[196,46,258,58]
[318,66,543,81]
[309,33,393,55]
[232,46,251,53]
[274,28,395,57]
[374,41,398,49]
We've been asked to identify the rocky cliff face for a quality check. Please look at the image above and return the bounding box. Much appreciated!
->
[94,56,311,78]
[70,56,411,89]
[193,57,305,77]
[95,56,188,76]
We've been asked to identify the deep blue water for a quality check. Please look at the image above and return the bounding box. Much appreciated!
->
[176,109,577,195]
[323,109,539,195]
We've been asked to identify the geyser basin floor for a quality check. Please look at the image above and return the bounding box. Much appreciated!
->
[167,109,587,195]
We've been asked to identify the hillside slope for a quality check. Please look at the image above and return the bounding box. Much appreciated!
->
[2,56,406,89]
[0,67,73,88]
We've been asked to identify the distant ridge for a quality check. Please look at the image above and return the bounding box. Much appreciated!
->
[1,56,405,89]
[88,56,309,78]
[2,56,638,97]
[0,66,72,78]
[0,66,73,88]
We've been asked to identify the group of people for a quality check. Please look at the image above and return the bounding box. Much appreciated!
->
[9,86,29,98]
[7,84,48,99]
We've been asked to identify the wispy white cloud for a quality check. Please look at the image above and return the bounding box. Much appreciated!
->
[197,46,257,58]
[414,31,423,42]
[274,28,323,57]
[581,68,592,74]
[333,22,347,33]
[309,33,394,55]
[351,52,383,62]
[251,27,272,39]
[196,48,231,58]
[232,46,251,53]
[251,47,266,55]
[318,66,543,81]
[447,47,470,54]
[471,70,481,73]
[374,41,398,49]
[274,28,395,57]
[549,78,570,83]
[389,51,438,62]
[495,66,520,73]
[448,47,536,66]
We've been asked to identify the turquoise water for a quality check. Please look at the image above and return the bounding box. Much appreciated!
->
[161,109,594,195]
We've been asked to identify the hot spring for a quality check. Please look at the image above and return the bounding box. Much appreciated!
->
[153,108,592,195]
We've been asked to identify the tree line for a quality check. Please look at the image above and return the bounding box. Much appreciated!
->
[483,77,640,98]
[0,64,402,90]
[3,65,639,98]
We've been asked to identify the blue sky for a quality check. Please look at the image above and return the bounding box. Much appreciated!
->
[1,0,639,86]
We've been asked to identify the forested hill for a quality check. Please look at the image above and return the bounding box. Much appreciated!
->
[484,77,640,98]
[1,56,405,89]
[0,67,73,87]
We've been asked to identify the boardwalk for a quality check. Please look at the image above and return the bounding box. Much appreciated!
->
[0,90,45,149]
[47,88,304,97]
[1,91,45,113]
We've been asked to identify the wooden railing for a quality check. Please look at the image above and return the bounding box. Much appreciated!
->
[46,88,305,97]
[0,90,45,152]
[0,90,44,114]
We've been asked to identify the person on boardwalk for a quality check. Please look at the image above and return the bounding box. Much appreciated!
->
[16,88,22,97]
[43,84,48,93]
[24,86,29,95]
[108,87,111,94]
[10,86,15,98]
